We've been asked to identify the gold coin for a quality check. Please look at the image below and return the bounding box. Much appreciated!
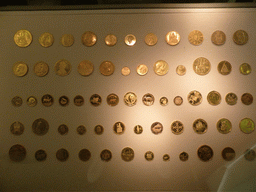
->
[193,57,211,75]
[165,31,180,46]
[41,94,54,107]
[79,149,91,162]
[151,122,163,135]
[240,63,252,75]
[10,121,24,136]
[160,97,168,106]
[124,34,136,46]
[197,145,213,162]
[94,125,104,135]
[90,94,102,106]
[54,59,71,76]
[217,118,232,134]
[222,147,235,161]
[207,91,221,106]
[137,64,148,76]
[176,65,186,76]
[121,67,130,76]
[211,30,226,45]
[100,149,112,162]
[11,96,22,107]
[35,149,47,161]
[174,96,183,106]
[74,95,84,106]
[193,119,207,134]
[240,118,254,134]
[244,149,256,161]
[34,61,49,77]
[163,154,170,161]
[99,61,115,76]
[105,34,117,46]
[32,118,49,136]
[78,60,94,76]
[124,92,137,106]
[113,121,125,135]
[145,151,154,161]
[179,152,189,161]
[142,93,154,106]
[82,31,97,47]
[188,91,202,106]
[77,125,86,135]
[171,121,184,135]
[134,125,143,134]
[39,32,54,47]
[225,93,237,105]
[153,60,169,76]
[217,61,232,75]
[107,93,119,106]
[14,29,32,48]
[59,96,69,107]
[188,30,203,45]
[56,148,69,162]
[145,33,157,46]
[241,93,253,105]
[13,61,28,77]
[121,147,134,162]
[233,30,248,45]
[58,124,69,135]
[27,96,37,107]
[9,144,26,162]
[61,34,74,47]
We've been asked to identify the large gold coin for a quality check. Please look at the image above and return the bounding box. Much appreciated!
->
[225,93,237,105]
[35,149,47,161]
[197,145,213,162]
[79,149,91,162]
[13,62,28,77]
[160,97,168,106]
[78,60,94,76]
[188,30,203,45]
[188,90,202,106]
[217,118,232,134]
[193,119,207,134]
[124,92,137,106]
[56,148,69,162]
[11,96,22,107]
[94,125,104,135]
[165,31,180,46]
[77,125,86,135]
[240,118,254,134]
[137,64,148,76]
[113,121,125,135]
[32,118,49,136]
[142,93,154,106]
[100,61,115,76]
[211,30,226,45]
[27,96,37,107]
[34,61,49,77]
[179,152,189,161]
[90,94,102,106]
[233,30,248,45]
[217,61,232,75]
[121,67,130,76]
[176,65,186,76]
[241,93,253,105]
[101,149,112,162]
[153,60,169,76]
[54,59,71,76]
[121,147,134,161]
[74,95,84,106]
[151,122,163,135]
[124,34,136,46]
[61,34,74,47]
[10,121,24,136]
[58,124,69,135]
[207,91,221,106]
[222,147,235,161]
[105,34,117,46]
[14,29,32,47]
[134,125,143,134]
[9,144,26,162]
[41,94,54,107]
[59,96,69,107]
[145,151,154,161]
[244,149,256,161]
[39,32,54,47]
[171,121,184,135]
[193,57,211,75]
[240,63,251,75]
[81,31,97,47]
[145,33,157,46]
[174,96,183,106]
[107,93,119,106]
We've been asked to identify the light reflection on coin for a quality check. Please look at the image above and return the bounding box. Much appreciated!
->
[42,94,54,107]
[145,33,157,46]
[124,92,137,106]
[197,145,213,162]
[121,147,134,161]
[222,147,235,161]
[160,97,168,106]
[207,91,221,106]
[217,118,232,134]
[188,91,202,106]
[61,34,74,47]
[77,125,86,135]
[94,125,104,135]
[113,122,125,135]
[74,95,84,106]
[240,118,254,134]
[14,30,32,47]
[34,61,49,77]
[174,96,183,106]
[151,122,163,135]
[179,152,189,161]
[56,148,69,162]
[193,57,211,75]
[35,149,47,161]
[217,61,232,75]
[163,154,170,161]
[82,31,97,47]
[10,121,24,135]
[142,93,154,106]
[240,63,251,75]
[225,93,237,105]
[244,149,256,161]
[105,34,117,46]
[59,96,69,106]
[39,32,54,47]
[153,60,169,76]
[79,149,91,161]
[211,30,226,45]
[188,30,203,45]
[134,125,143,134]
[13,62,28,77]
[241,93,253,105]
[78,60,94,76]
[176,65,186,76]
[58,124,69,135]
[100,61,115,76]
[101,149,112,162]
[165,31,180,46]
[90,94,102,106]
[27,96,37,107]
[171,121,184,135]
[137,64,148,76]
[12,96,22,107]
[233,30,248,45]
[32,118,49,136]
[125,34,136,46]
[193,119,207,134]
[54,59,71,76]
[121,67,130,76]
[107,93,119,106]
[9,144,26,162]
[145,151,154,161]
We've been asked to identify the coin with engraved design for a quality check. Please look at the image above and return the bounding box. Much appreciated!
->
[14,30,32,47]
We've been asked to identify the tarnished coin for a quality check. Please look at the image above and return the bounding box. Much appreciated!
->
[61,34,74,47]
[56,148,69,162]
[217,118,232,134]
[137,64,148,76]
[193,57,211,75]
[179,152,189,161]
[121,67,131,76]
[153,60,169,76]
[174,96,183,106]
[233,30,248,45]
[82,31,97,47]
[125,34,136,46]
[107,93,119,106]
[113,121,125,135]
[77,125,86,135]
[225,93,237,105]
[10,121,24,135]
[58,124,69,135]
[211,30,226,45]
[78,60,94,76]
[14,29,32,47]
[90,94,102,106]
[207,91,221,106]
[165,31,180,46]
[160,97,168,106]
[188,30,203,45]
[171,121,184,135]
[197,145,213,162]
[193,119,207,134]
[176,65,186,76]
[217,61,232,75]
[105,34,117,46]
[244,149,256,161]
[222,147,235,161]
[151,122,163,135]
[59,96,69,106]
[101,149,112,162]
[145,151,154,161]
[142,93,154,106]
[240,63,251,75]
[27,96,37,107]
[121,147,134,161]
[35,149,47,161]
[124,92,137,106]
[188,91,202,106]
[94,125,104,135]
[145,33,157,46]
[241,93,253,105]
[9,144,26,162]
[13,62,28,77]
[39,32,54,47]
[32,118,49,136]
[34,61,49,77]
[74,95,84,106]
[240,118,254,134]
[134,125,143,134]
[54,59,71,76]
[163,154,170,161]
[41,94,54,107]
[12,96,22,107]
[100,61,115,76]
[79,149,91,161]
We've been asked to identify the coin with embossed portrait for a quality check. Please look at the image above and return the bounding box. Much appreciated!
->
[207,91,221,106]
[124,92,137,106]
[134,125,143,134]
[12,96,22,107]
[171,121,184,135]
[56,148,69,162]
[10,121,24,135]
[153,60,169,76]
[151,122,163,135]
[193,57,211,75]
[35,149,47,162]
[79,149,91,162]
[41,94,54,107]
[244,149,256,161]
[90,94,102,106]
[121,67,131,76]
[241,93,253,105]
[217,118,232,134]
[58,124,69,135]
[77,125,86,135]
[105,34,117,46]
[121,147,134,161]
[193,119,207,134]
[179,152,189,161]
[188,30,203,45]
[174,96,183,106]
[137,64,148,76]
[34,61,49,77]
[101,149,112,162]
[240,118,254,134]
[222,147,235,161]
[188,91,202,106]
[94,125,104,135]
[107,93,119,106]
[233,30,248,45]
[113,121,125,135]
[225,93,237,105]
[176,65,186,76]
[240,63,251,75]
[78,60,94,76]
[61,34,74,47]
[165,31,180,46]
[125,34,136,46]
[145,151,154,161]
[13,62,28,77]
[163,154,170,161]
[145,33,157,46]
[197,145,213,162]
[82,31,97,47]
[14,29,32,47]
[39,32,54,47]
[59,96,69,106]
[54,59,71,76]
[9,144,26,162]
[160,97,168,106]
[32,118,49,136]
[27,96,37,107]
[211,30,226,45]
[217,61,232,75]
[74,95,84,106]
[142,93,154,106]
[100,61,115,76]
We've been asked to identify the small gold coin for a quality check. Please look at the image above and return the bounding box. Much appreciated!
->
[59,96,69,107]
[134,125,143,134]
[105,34,117,46]
[100,149,112,162]
[241,93,253,105]
[27,96,37,107]
[121,147,134,161]
[207,91,221,106]
[174,96,183,106]
[14,30,33,47]
[41,94,54,107]
[32,118,49,136]
[163,154,170,161]
[34,61,49,77]
[240,118,254,134]
[188,30,204,45]
[121,67,131,76]
[197,145,213,162]
[54,59,71,76]
[244,149,256,161]
[61,34,74,47]
[160,97,168,106]
[107,93,119,106]
[90,94,102,106]
[124,92,137,106]
[9,144,26,162]
[240,63,252,75]
[217,61,232,75]
[74,95,84,106]
[94,125,104,135]
[145,151,154,161]
[81,31,96,47]
[171,121,184,135]
[193,119,207,134]
[145,33,157,46]
[99,61,115,76]
[233,30,248,45]
[113,121,125,135]
[188,91,202,106]
[179,152,189,161]
[35,149,47,161]
[136,64,148,76]
[39,32,54,47]
[10,121,24,135]
[13,62,28,77]
[193,57,211,75]
[151,122,163,135]
[11,96,22,107]
[217,118,232,134]
[124,34,136,46]
[78,60,94,76]
[56,148,69,162]
[79,149,91,162]
[77,125,86,135]
[165,31,180,46]
[176,65,186,76]
[58,124,69,135]
[222,147,235,161]
[225,93,237,105]
[153,60,169,76]
[142,93,154,106]
[211,30,226,45]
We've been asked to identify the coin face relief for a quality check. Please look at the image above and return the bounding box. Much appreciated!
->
[188,91,202,106]
[151,122,163,135]
[137,64,148,76]
[74,95,84,106]
[244,149,256,161]
[101,149,112,162]
[145,151,154,161]
[12,96,22,107]
[211,30,226,45]
[58,124,69,135]
[179,152,189,161]
[56,148,69,162]
[39,32,54,47]
[174,96,183,106]
[225,93,237,105]
[241,93,253,105]
[59,96,69,106]
[14,30,33,47]
[145,33,158,46]
[9,144,26,162]
[160,97,168,106]
[153,60,169,76]
[82,31,97,47]
[78,60,94,76]
[171,121,184,135]
[27,96,37,107]
[193,57,211,75]
[217,61,232,75]
[61,34,74,47]
[193,119,207,134]
[113,122,125,135]
[42,94,54,107]
[222,147,235,161]
[124,92,137,106]
[165,31,180,46]
[240,118,254,134]
[13,62,28,77]
[54,59,71,76]
[125,34,136,46]
[32,118,49,136]
[121,67,131,76]
[77,125,86,135]
[107,93,119,106]
[94,125,104,135]
[134,125,143,134]
[240,63,251,75]
[233,30,248,45]
[34,61,49,77]
[100,61,115,76]
[197,145,213,162]
[105,34,117,46]
[121,147,134,161]
[142,93,154,106]
[176,65,186,76]
[188,30,203,45]
[79,149,91,162]
[207,91,221,106]
[35,149,47,161]
[217,118,232,134]
[10,121,24,135]
[90,94,102,106]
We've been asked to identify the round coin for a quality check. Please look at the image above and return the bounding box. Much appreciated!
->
[124,92,137,106]
[13,62,28,77]
[9,144,26,162]
[56,148,69,162]
[151,122,163,135]
[121,147,134,161]
[74,95,84,106]
[79,149,91,162]
[137,64,148,76]
[58,124,69,135]
[14,30,33,47]
[176,65,186,76]
[107,93,119,106]
[78,60,94,76]
[100,149,112,162]
[145,33,157,46]
[193,57,211,75]
[59,96,69,106]
[222,147,235,161]
[99,61,115,76]
[94,125,104,135]
[171,121,184,135]
[193,119,207,134]
[81,31,97,47]
[160,97,168,106]
[134,125,143,134]
[225,93,237,105]
[217,118,232,134]
[207,91,221,106]
[27,96,37,107]
[163,154,170,161]
[34,61,49,77]
[121,67,131,76]
[179,152,189,161]
[244,149,256,161]
[217,61,232,75]
[233,30,248,45]
[145,151,154,161]
[39,32,54,47]
[211,30,226,45]
[90,94,102,106]
[165,31,180,46]
[10,121,24,135]
[77,125,86,135]
[32,118,49,136]
[105,34,117,46]
[113,121,125,135]
[188,30,203,45]
[239,118,254,134]
[153,60,169,76]
[11,96,22,107]
[197,145,213,162]
[142,93,154,106]
[241,93,253,105]
[61,34,74,47]
[125,34,136,46]
[188,91,202,106]
[174,96,183,106]
[240,63,251,75]
[54,59,71,76]
[41,94,54,107]
[35,149,47,161]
